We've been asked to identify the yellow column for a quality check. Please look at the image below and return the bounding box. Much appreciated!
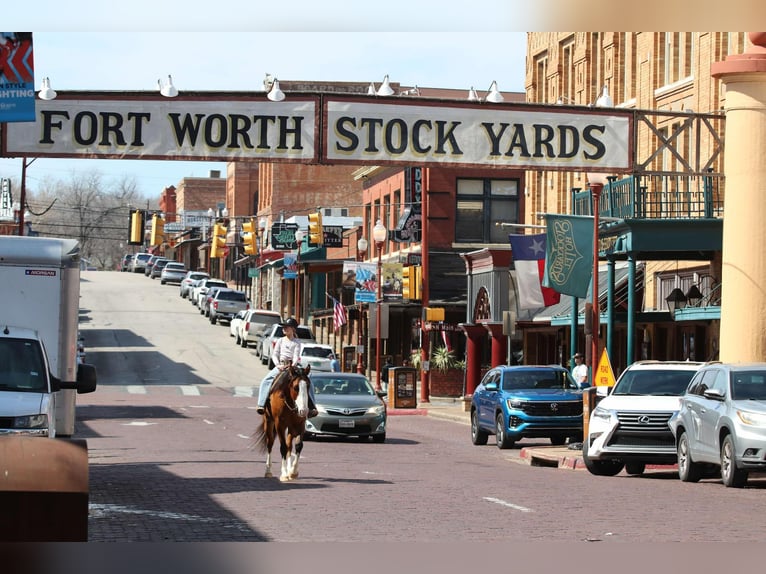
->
[713,33,766,361]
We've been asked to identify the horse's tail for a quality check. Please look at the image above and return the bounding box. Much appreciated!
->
[249,419,268,453]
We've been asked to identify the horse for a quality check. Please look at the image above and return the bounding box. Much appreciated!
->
[251,364,312,481]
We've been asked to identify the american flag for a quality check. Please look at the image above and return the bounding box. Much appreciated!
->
[330,294,347,331]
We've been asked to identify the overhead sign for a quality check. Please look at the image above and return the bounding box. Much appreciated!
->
[324,99,631,171]
[270,222,299,250]
[323,225,343,247]
[1,93,633,171]
[3,96,319,162]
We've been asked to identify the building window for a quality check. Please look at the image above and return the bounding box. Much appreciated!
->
[455,178,519,244]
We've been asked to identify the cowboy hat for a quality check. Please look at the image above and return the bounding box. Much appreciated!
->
[280,317,299,329]
[573,352,584,359]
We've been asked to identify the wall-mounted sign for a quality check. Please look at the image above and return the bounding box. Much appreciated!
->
[270,222,299,250]
[323,225,343,247]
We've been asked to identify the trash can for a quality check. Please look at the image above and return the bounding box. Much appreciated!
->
[388,367,418,409]
[0,437,89,541]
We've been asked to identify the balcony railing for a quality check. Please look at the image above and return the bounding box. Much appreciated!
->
[572,172,724,220]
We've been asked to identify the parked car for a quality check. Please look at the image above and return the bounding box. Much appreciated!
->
[180,271,210,298]
[149,258,171,279]
[193,278,227,308]
[229,310,248,340]
[144,255,166,277]
[470,365,584,449]
[237,309,282,349]
[200,286,229,317]
[130,252,152,273]
[672,362,766,488]
[260,323,316,368]
[160,262,188,285]
[120,253,133,272]
[303,372,387,443]
[208,289,249,325]
[582,360,704,476]
[299,343,338,372]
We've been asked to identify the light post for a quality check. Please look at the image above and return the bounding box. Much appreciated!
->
[258,217,267,309]
[294,228,305,322]
[585,85,614,384]
[586,173,608,378]
[207,208,214,275]
[356,236,369,374]
[373,220,387,391]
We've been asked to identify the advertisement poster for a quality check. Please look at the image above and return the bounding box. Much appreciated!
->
[0,33,35,122]
[283,252,298,279]
[381,262,403,300]
[343,261,378,304]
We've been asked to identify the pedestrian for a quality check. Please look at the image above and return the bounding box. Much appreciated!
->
[571,352,588,388]
[380,356,394,391]
[256,317,317,417]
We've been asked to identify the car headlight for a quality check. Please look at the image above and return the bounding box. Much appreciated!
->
[591,406,613,422]
[507,399,524,410]
[736,409,766,426]
[367,405,386,415]
[14,414,48,429]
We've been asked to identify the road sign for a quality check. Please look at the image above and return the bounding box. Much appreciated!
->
[593,348,616,387]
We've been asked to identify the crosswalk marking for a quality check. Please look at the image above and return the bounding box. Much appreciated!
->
[234,386,256,397]
[127,385,147,394]
[180,386,201,396]
[110,385,255,397]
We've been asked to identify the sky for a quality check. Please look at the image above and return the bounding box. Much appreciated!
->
[3,0,762,199]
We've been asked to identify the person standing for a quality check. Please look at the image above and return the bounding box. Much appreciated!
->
[256,318,316,416]
[571,352,588,388]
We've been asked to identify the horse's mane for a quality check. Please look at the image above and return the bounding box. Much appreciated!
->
[273,365,310,395]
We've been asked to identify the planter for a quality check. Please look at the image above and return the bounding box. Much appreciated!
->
[428,368,464,398]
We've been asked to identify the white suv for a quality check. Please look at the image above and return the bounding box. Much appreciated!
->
[583,360,704,477]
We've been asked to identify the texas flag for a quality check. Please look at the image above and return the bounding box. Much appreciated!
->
[509,233,561,310]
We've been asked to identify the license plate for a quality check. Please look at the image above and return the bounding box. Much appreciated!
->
[339,419,355,428]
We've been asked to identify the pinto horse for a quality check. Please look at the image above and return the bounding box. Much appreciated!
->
[251,364,312,481]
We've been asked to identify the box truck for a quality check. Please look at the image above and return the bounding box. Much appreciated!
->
[0,236,97,437]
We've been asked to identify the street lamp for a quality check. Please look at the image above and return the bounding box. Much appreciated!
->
[373,220,387,391]
[586,171,608,379]
[258,217,268,309]
[294,228,305,322]
[356,236,369,374]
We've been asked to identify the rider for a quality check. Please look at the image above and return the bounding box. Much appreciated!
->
[256,317,318,417]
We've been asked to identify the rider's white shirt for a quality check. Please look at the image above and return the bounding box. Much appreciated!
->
[272,336,302,366]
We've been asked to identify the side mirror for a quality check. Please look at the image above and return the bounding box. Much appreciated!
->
[59,363,98,394]
[485,381,499,392]
[49,374,62,392]
[703,388,725,401]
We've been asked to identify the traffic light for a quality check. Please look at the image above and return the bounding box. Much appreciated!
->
[129,210,144,245]
[402,266,412,299]
[211,223,227,258]
[150,213,165,247]
[413,265,423,301]
[422,307,445,322]
[308,211,324,246]
[241,218,257,255]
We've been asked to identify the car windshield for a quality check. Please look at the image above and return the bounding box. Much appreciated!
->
[166,263,185,270]
[0,338,47,392]
[217,291,246,301]
[731,371,766,400]
[303,347,334,359]
[501,369,577,390]
[313,377,374,395]
[612,369,697,396]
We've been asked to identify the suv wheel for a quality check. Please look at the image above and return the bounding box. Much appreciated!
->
[210,314,217,325]
[625,462,646,476]
[549,436,566,446]
[677,431,703,482]
[582,440,624,476]
[495,413,514,449]
[721,434,748,488]
[470,410,488,445]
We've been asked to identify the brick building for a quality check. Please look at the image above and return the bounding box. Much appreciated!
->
[521,32,748,371]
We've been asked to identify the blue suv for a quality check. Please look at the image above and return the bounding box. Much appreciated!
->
[470,365,584,448]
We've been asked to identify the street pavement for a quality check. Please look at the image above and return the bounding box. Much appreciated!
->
[412,397,587,470]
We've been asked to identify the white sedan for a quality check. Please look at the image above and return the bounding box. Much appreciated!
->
[299,343,339,372]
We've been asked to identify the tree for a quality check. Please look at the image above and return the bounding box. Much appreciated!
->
[26,170,146,269]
